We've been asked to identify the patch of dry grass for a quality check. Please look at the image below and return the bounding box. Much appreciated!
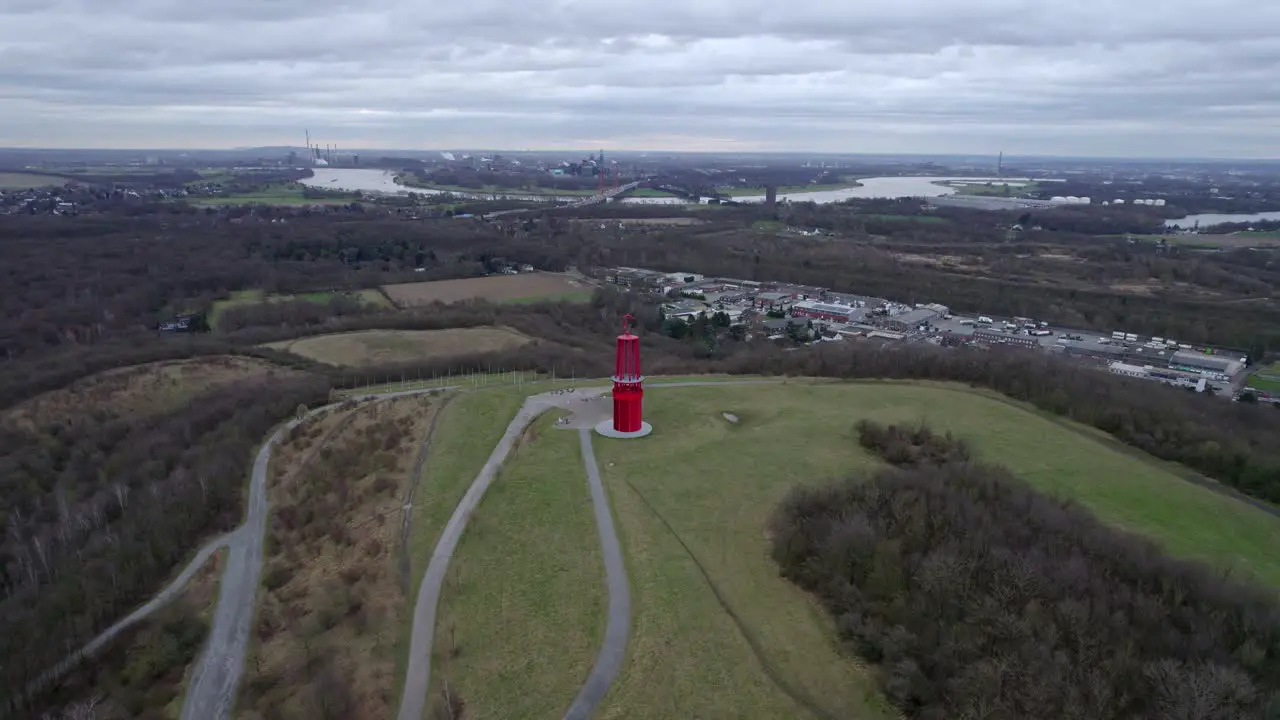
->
[239,395,439,720]
[264,327,532,368]
[1,356,300,430]
[382,272,589,306]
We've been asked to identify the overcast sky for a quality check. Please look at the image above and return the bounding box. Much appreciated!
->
[1,0,1276,157]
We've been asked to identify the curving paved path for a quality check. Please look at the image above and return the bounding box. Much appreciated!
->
[563,429,631,720]
[395,386,610,720]
[35,377,781,720]
[397,379,783,720]
[181,391,452,720]
[13,531,236,714]
[180,418,297,720]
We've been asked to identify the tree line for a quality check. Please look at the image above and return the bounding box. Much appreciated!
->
[7,284,1280,509]
[7,200,1279,363]
[771,421,1280,718]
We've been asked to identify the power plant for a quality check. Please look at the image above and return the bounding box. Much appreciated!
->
[301,130,358,167]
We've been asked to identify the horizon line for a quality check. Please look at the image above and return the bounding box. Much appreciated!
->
[2,146,1279,163]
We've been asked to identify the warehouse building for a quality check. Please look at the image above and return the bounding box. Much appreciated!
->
[792,300,864,324]
[1109,362,1208,391]
[884,307,940,332]
[1059,340,1134,363]
[825,292,880,307]
[754,291,794,310]
[1170,350,1240,378]
[1109,362,1147,378]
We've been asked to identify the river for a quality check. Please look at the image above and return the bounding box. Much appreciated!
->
[303,169,1046,205]
[299,169,576,202]
[1164,211,1280,229]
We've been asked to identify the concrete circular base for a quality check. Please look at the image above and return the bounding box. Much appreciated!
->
[595,420,653,439]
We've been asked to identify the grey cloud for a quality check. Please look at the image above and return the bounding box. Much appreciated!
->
[0,0,1277,155]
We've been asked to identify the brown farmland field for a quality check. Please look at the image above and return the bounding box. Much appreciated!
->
[381,272,591,307]
[265,327,533,367]
[1,355,299,429]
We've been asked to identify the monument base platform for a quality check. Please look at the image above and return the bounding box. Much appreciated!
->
[595,420,653,439]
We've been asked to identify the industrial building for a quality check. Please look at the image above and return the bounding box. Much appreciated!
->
[885,307,941,332]
[825,292,882,308]
[1169,350,1240,379]
[1109,362,1208,391]
[974,329,1038,348]
[791,300,863,324]
[754,291,794,310]
[1108,362,1147,378]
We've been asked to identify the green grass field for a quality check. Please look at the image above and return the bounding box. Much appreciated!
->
[592,382,1280,717]
[947,181,1042,196]
[393,386,544,709]
[398,177,596,197]
[430,411,605,716]
[860,213,949,224]
[720,180,862,197]
[1246,374,1280,394]
[399,378,1280,719]
[625,188,678,198]
[0,171,68,189]
[208,288,391,330]
[188,182,355,207]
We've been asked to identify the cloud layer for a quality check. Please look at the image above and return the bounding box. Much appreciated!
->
[2,0,1276,156]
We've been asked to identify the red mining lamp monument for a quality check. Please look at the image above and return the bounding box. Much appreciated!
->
[596,313,653,438]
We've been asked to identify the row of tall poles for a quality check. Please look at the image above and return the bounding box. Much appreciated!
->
[340,365,582,394]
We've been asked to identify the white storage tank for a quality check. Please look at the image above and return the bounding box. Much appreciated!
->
[1153,199,1166,206]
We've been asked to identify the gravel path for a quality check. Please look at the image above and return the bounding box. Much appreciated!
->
[180,418,293,720]
[397,380,782,720]
[562,429,631,720]
[33,377,784,720]
[13,532,235,714]
[395,389,600,720]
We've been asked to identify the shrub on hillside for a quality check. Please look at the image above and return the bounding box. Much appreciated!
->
[854,419,972,467]
[771,463,1280,719]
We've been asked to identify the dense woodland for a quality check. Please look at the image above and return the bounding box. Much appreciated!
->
[771,423,1280,719]
[1,376,331,716]
[4,204,1280,358]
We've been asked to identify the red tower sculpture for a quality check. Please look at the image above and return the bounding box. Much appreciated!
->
[611,314,645,433]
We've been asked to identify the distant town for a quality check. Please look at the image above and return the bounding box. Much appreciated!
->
[608,266,1254,400]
